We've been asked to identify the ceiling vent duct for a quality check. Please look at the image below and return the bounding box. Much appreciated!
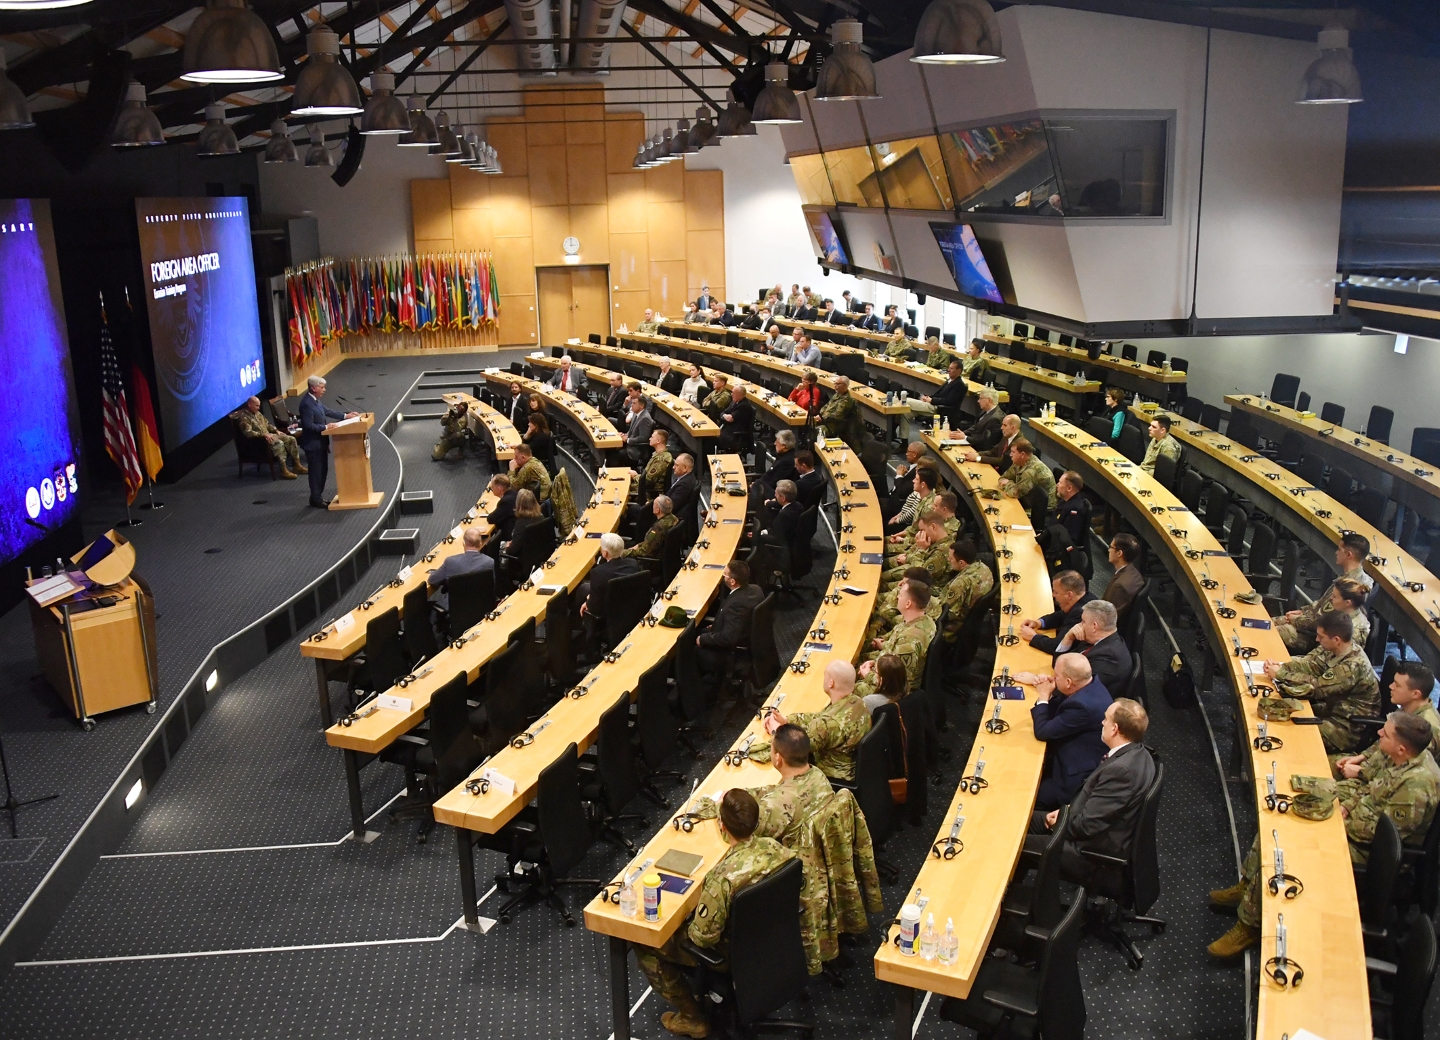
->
[503,0,557,74]
[572,0,628,72]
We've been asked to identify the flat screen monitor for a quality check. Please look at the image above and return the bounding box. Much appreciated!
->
[135,197,264,450]
[804,209,850,266]
[929,221,1004,303]
[0,199,82,568]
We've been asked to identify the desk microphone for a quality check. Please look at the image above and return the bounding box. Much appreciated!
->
[334,394,361,412]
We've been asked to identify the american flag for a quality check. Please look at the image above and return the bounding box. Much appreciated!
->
[100,310,143,504]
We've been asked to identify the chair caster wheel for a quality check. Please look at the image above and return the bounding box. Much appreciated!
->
[564,916,576,927]
[146,702,157,714]
[81,718,96,732]
[499,913,512,925]
[1151,923,1166,934]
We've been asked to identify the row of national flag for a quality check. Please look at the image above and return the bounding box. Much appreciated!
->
[285,253,500,363]
[99,293,164,505]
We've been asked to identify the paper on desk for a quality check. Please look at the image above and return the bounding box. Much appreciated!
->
[1241,659,1268,675]
[1290,1032,1327,1040]
[328,415,363,429]
[27,572,79,608]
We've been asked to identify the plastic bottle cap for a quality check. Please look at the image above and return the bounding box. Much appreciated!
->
[900,904,920,921]
[643,873,661,887]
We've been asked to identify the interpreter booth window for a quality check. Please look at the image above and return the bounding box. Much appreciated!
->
[941,116,1169,219]
[823,144,881,207]
[863,136,955,211]
[789,152,836,207]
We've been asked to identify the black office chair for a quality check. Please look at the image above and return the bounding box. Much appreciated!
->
[385,671,480,843]
[1296,453,1327,490]
[1175,468,1204,515]
[1116,424,1146,464]
[1328,465,1356,502]
[603,570,653,650]
[1355,487,1389,530]
[1228,420,1260,452]
[473,637,528,754]
[1123,648,1147,708]
[503,518,557,590]
[1024,485,1050,535]
[1002,806,1070,953]
[1296,390,1311,413]
[1080,755,1164,970]
[1369,914,1436,1040]
[347,606,407,705]
[1198,402,1223,431]
[541,587,578,693]
[1117,580,1150,651]
[1083,415,1113,442]
[939,888,1087,1040]
[578,690,646,853]
[680,857,812,1037]
[1241,522,1287,612]
[1367,405,1395,445]
[490,743,601,927]
[837,714,900,882]
[1153,451,1178,491]
[671,623,712,757]
[1275,431,1304,469]
[1120,343,1138,361]
[659,522,690,587]
[1145,349,1166,368]
[1411,427,1440,467]
[636,657,687,805]
[1356,813,1403,962]
[1179,396,1203,422]
[1270,373,1301,408]
[401,584,439,665]
[1201,481,1232,536]
[1223,503,1249,558]
[441,567,497,642]
[1321,401,1347,426]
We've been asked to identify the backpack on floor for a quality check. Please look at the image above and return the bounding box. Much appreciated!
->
[1163,652,1196,709]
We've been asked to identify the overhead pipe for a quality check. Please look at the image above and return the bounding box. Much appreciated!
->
[571,0,628,72]
[502,0,557,74]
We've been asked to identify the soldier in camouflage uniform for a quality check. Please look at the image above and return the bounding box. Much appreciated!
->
[431,400,472,460]
[939,540,994,642]
[701,375,732,423]
[883,328,916,359]
[999,437,1057,510]
[623,495,678,558]
[508,444,551,503]
[1263,611,1380,754]
[961,340,991,383]
[1333,660,1440,776]
[881,510,953,592]
[636,307,661,335]
[641,428,673,500]
[818,377,866,453]
[885,470,939,557]
[1274,535,1374,651]
[882,497,957,580]
[857,580,936,700]
[752,662,870,782]
[1140,415,1182,475]
[866,566,941,644]
[1209,710,1439,958]
[631,789,796,1038]
[925,337,956,371]
[237,396,305,478]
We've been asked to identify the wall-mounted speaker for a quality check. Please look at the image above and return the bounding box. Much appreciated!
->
[332,123,366,187]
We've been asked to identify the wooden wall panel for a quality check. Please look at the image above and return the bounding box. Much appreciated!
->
[684,170,724,231]
[491,236,536,297]
[529,145,569,207]
[646,201,686,261]
[531,206,570,267]
[410,180,453,242]
[526,102,566,147]
[612,289,651,332]
[490,122,528,176]
[686,230,726,293]
[566,145,607,205]
[414,238,454,255]
[569,205,609,262]
[609,232,649,291]
[450,167,491,209]
[606,175,646,233]
[501,294,538,345]
[605,116,646,174]
[644,157,685,202]
[489,178,533,238]
[566,117,606,146]
[649,259,688,315]
[451,208,493,251]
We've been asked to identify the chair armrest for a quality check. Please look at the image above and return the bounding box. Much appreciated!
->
[677,934,725,968]
[1401,847,1425,866]
[394,734,429,747]
[1077,849,1127,867]
[981,988,1039,1018]
[1022,923,1054,944]
[1366,956,1398,976]
[1361,923,1390,941]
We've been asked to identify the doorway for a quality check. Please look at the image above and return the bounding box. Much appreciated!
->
[537,265,610,346]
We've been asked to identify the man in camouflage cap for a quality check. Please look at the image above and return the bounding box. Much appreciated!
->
[623,494,678,559]
[631,788,796,1038]
[431,399,473,460]
[818,376,866,453]
[857,580,936,700]
[1273,532,1373,652]
[938,539,995,642]
[508,443,551,503]
[642,427,673,500]
[1262,611,1380,754]
[237,396,306,478]
[999,438,1057,510]
[1209,709,1439,958]
[754,661,870,782]
[1333,660,1440,776]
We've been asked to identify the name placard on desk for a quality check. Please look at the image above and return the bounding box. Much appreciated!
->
[377,693,413,713]
[334,614,355,633]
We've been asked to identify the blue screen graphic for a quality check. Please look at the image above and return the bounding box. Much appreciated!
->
[136,197,265,449]
[0,199,82,568]
[805,211,850,266]
[929,222,1004,304]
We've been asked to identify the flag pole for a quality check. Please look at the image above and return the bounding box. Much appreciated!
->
[118,499,141,528]
[141,477,165,511]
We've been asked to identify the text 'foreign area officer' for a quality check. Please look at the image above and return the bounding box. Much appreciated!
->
[298,375,358,508]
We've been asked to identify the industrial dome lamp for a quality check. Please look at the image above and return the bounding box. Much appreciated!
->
[911,0,1005,64]
[291,26,363,117]
[110,81,166,147]
[181,0,282,84]
[814,19,880,101]
[751,62,802,124]
[1298,25,1362,104]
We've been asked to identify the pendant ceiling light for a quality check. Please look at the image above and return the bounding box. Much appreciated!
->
[657,127,677,162]
[361,71,410,134]
[181,0,282,84]
[291,26,363,117]
[633,141,647,168]
[911,0,1005,64]
[0,1,97,9]
[197,102,240,156]
[486,144,502,174]
[815,19,880,101]
[691,106,717,148]
[674,117,699,156]
[304,124,335,166]
[398,95,438,147]
[715,89,755,137]
[431,111,461,155]
[445,124,473,162]
[110,80,165,147]
[263,119,298,162]
[0,51,35,130]
[1298,25,1362,104]
[751,62,802,124]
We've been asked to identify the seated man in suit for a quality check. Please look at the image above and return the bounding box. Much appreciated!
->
[695,561,765,695]
[297,375,358,508]
[1019,599,1130,694]
[578,532,640,656]
[716,386,755,454]
[857,302,881,331]
[1019,570,1094,655]
[764,324,795,359]
[917,358,970,429]
[740,306,769,331]
[1103,533,1144,618]
[962,390,1004,450]
[622,395,654,468]
[794,450,826,507]
[962,413,1021,469]
[599,371,628,421]
[757,479,803,567]
[751,429,798,507]
[1030,698,1156,888]
[548,355,588,396]
[654,357,685,395]
[426,525,495,610]
[1032,653,1115,811]
[885,441,927,518]
[818,298,842,325]
[482,474,517,557]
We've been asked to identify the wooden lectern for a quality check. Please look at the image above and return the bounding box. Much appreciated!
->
[325,413,384,510]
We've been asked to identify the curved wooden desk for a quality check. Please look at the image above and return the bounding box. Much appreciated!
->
[480,371,624,451]
[1026,415,1368,1040]
[323,469,631,841]
[862,352,1008,414]
[1132,404,1440,673]
[449,392,522,460]
[525,355,720,453]
[876,434,1052,1028]
[437,456,746,929]
[985,333,1184,396]
[1226,393,1440,526]
[583,438,880,1040]
[984,354,1103,412]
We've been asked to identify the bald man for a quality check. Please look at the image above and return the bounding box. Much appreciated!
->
[237,395,305,478]
[1031,652,1114,811]
[754,660,870,781]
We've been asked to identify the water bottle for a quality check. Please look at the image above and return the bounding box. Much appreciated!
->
[940,918,959,966]
[642,872,662,922]
[898,903,921,956]
[619,877,638,918]
[920,913,938,962]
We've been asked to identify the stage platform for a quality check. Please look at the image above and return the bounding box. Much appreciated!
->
[0,350,543,974]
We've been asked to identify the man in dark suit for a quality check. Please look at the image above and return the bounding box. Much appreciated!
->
[1031,698,1156,887]
[710,303,739,328]
[1103,532,1145,618]
[794,302,818,322]
[740,307,769,332]
[794,450,826,508]
[1031,653,1114,810]
[920,358,970,427]
[964,413,1020,469]
[578,533,641,658]
[695,560,765,693]
[716,386,754,454]
[656,452,698,536]
[695,285,715,312]
[963,389,1004,451]
[297,375,358,508]
[548,356,588,396]
[751,429,798,507]
[857,302,881,331]
[1020,570,1093,655]
[1045,470,1093,572]
[484,473,518,547]
[622,395,654,468]
[758,481,804,567]
[599,372,628,421]
[819,299,843,325]
[1039,599,1131,695]
[427,525,495,608]
[654,357,686,396]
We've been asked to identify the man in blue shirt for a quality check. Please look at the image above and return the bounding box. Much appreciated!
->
[792,331,822,367]
[297,375,358,508]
